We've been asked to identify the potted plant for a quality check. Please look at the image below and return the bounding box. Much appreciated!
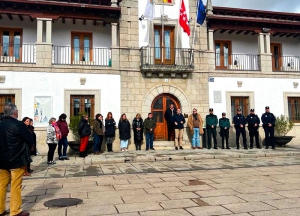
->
[68,112,94,151]
[274,115,294,146]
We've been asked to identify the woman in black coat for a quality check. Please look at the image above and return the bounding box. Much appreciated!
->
[105,112,116,152]
[78,115,91,157]
[132,113,143,151]
[118,113,131,152]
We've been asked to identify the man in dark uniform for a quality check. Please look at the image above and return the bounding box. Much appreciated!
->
[246,109,261,149]
[206,108,218,149]
[233,108,247,149]
[219,112,230,149]
[164,103,175,141]
[261,106,276,149]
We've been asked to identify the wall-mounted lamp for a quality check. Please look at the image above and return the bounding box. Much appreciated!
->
[262,28,271,33]
[139,15,144,21]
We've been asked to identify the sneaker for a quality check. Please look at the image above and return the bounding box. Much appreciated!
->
[197,147,202,149]
[125,148,128,152]
[52,161,56,164]
[179,146,183,150]
[150,148,155,150]
[121,148,125,152]
[47,161,53,165]
[192,147,196,149]
[59,156,64,160]
[64,157,70,160]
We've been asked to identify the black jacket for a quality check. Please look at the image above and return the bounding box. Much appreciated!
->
[233,114,247,129]
[105,118,116,137]
[172,113,186,129]
[247,114,260,129]
[164,108,175,123]
[0,116,34,170]
[261,112,276,128]
[78,117,91,138]
[118,120,131,140]
[132,118,144,141]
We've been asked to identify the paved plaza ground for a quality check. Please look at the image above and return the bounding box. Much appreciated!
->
[6,147,300,215]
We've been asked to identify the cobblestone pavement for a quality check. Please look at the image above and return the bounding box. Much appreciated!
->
[4,148,300,216]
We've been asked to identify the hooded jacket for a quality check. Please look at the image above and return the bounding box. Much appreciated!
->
[78,117,91,138]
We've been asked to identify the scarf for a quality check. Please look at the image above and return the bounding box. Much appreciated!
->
[193,113,198,120]
[52,122,62,140]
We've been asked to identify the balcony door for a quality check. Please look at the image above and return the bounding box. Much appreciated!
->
[154,26,175,65]
[271,43,282,71]
[215,41,232,69]
[1,29,22,62]
[71,32,93,63]
[151,94,180,140]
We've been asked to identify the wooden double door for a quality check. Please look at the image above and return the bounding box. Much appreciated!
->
[151,94,180,140]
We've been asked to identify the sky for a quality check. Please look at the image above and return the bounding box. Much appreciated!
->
[206,0,300,13]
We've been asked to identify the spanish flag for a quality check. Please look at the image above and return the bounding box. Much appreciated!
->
[163,0,172,3]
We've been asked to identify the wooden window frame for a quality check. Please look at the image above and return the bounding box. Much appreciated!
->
[70,95,95,118]
[71,32,93,63]
[288,97,300,123]
[215,40,232,69]
[0,28,23,62]
[271,43,282,71]
[154,26,175,65]
[0,94,15,112]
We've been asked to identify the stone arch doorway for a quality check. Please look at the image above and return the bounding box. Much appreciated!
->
[151,94,181,140]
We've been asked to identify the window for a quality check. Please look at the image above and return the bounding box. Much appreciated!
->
[70,95,94,118]
[0,29,22,62]
[0,94,15,112]
[215,41,232,69]
[154,26,175,65]
[288,97,300,122]
[71,32,92,63]
[231,97,249,121]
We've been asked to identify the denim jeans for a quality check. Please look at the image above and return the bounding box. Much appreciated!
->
[120,140,128,149]
[94,134,103,152]
[58,137,68,157]
[192,128,201,147]
[146,133,154,149]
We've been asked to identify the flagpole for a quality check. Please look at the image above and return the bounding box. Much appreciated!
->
[190,0,199,65]
[161,1,164,64]
[175,0,183,65]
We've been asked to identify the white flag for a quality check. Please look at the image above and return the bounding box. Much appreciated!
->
[144,0,154,20]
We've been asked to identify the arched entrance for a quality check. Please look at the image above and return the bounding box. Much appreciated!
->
[151,93,181,140]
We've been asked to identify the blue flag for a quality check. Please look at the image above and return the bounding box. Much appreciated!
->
[197,0,206,25]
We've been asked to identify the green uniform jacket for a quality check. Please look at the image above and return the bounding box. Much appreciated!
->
[206,114,218,128]
[219,118,230,129]
[144,118,157,133]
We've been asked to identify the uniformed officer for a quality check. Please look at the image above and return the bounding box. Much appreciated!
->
[219,112,230,149]
[246,109,261,149]
[206,108,218,149]
[233,108,247,149]
[261,106,276,149]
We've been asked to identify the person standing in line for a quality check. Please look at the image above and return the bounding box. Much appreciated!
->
[261,106,276,150]
[78,115,91,157]
[246,109,261,149]
[105,112,116,152]
[173,108,186,150]
[144,113,156,151]
[22,117,33,176]
[93,113,105,155]
[118,113,131,152]
[132,113,144,151]
[219,112,231,149]
[188,108,204,149]
[164,103,175,141]
[0,103,33,216]
[206,108,218,149]
[29,119,38,156]
[46,118,60,164]
[56,113,69,160]
[233,108,248,150]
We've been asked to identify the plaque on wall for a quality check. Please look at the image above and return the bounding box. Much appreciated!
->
[155,0,175,5]
[214,91,222,103]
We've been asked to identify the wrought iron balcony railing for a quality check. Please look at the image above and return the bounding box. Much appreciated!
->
[0,44,36,64]
[273,55,300,72]
[215,53,260,71]
[140,46,194,72]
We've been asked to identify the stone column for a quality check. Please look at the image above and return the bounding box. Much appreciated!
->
[258,33,265,54]
[258,33,272,73]
[264,33,271,54]
[208,29,214,51]
[36,19,43,43]
[46,19,52,44]
[111,23,118,47]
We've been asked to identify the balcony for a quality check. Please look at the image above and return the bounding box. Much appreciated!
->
[215,53,260,71]
[273,55,300,72]
[140,46,194,77]
[52,46,111,67]
[0,44,35,64]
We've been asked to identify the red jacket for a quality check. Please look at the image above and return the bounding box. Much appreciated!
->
[56,120,69,138]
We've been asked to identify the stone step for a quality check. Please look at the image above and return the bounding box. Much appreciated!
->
[153,141,189,150]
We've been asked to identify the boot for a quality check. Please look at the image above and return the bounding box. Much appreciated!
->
[79,152,86,158]
[138,144,142,151]
[108,143,113,152]
[221,140,225,149]
[135,144,139,151]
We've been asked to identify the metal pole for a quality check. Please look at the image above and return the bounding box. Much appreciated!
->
[190,0,199,65]
[175,0,183,65]
[161,1,164,64]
